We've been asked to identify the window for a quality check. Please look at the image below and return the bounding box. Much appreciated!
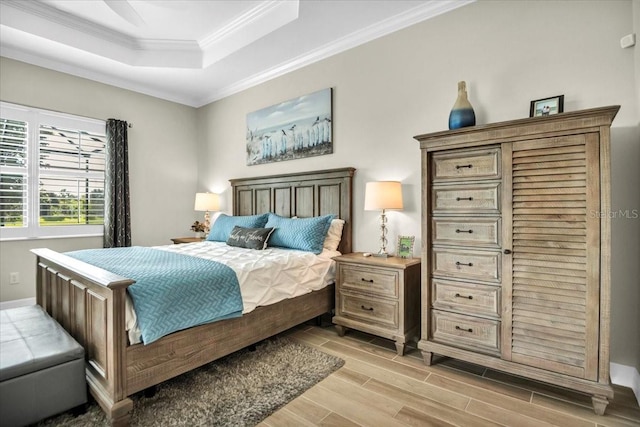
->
[0,102,106,240]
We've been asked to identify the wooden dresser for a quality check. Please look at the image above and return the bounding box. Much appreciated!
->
[414,106,619,415]
[332,253,421,356]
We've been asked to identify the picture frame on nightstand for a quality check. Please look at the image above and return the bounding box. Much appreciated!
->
[396,235,415,258]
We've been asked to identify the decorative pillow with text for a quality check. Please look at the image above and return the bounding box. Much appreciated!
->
[226,226,275,250]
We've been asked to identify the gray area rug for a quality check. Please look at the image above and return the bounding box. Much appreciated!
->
[39,336,344,426]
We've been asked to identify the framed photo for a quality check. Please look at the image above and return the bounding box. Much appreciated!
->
[396,235,415,259]
[530,95,564,117]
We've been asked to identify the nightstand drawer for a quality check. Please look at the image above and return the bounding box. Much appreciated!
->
[432,218,501,248]
[431,279,500,318]
[432,147,501,182]
[432,247,501,283]
[431,310,500,355]
[339,265,398,298]
[339,292,398,329]
[432,182,500,215]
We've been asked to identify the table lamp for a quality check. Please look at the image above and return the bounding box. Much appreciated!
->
[364,181,403,257]
[194,192,220,234]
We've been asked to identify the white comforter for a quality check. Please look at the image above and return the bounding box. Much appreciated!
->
[126,241,339,344]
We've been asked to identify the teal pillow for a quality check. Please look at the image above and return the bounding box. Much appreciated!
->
[207,213,269,242]
[265,213,335,254]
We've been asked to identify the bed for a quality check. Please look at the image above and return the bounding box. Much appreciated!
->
[31,167,354,426]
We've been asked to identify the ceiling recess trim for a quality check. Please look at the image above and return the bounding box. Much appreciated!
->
[200,0,299,67]
[0,0,299,69]
[198,0,475,106]
[0,0,475,107]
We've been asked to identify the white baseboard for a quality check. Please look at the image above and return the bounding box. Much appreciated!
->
[611,362,640,406]
[0,297,36,310]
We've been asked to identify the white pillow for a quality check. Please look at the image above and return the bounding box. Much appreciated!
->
[323,218,345,252]
[209,211,222,226]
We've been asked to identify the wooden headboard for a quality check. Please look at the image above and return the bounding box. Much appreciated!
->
[229,167,355,254]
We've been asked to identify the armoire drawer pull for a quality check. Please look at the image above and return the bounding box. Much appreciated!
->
[455,325,473,333]
[360,305,374,311]
[456,197,474,201]
[361,278,374,283]
[455,229,473,234]
[455,164,473,169]
[454,293,473,300]
[455,261,473,267]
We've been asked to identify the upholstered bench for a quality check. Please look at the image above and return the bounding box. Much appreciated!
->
[0,305,87,426]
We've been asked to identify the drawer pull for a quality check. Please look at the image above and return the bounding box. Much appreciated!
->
[360,305,374,312]
[456,197,474,201]
[455,164,473,170]
[454,293,473,300]
[455,261,474,268]
[455,229,473,234]
[455,325,473,333]
[361,278,374,283]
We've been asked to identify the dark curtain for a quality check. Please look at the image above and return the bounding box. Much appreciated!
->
[104,119,131,248]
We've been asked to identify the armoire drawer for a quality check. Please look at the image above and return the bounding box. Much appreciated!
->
[339,265,398,298]
[431,279,500,318]
[432,247,501,283]
[431,310,500,355]
[339,292,398,329]
[432,182,500,215]
[432,147,501,182]
[431,218,501,248]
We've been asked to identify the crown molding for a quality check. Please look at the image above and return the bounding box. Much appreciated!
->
[201,1,296,48]
[1,0,300,69]
[1,0,137,49]
[198,0,475,106]
[200,0,299,67]
[0,45,197,107]
[2,0,475,107]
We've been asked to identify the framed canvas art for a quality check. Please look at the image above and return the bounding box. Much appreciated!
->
[246,88,332,165]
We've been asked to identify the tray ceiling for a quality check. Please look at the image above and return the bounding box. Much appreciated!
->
[0,0,473,107]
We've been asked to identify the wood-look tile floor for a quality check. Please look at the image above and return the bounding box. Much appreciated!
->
[260,324,640,427]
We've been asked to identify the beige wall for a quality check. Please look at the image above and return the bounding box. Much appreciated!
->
[198,0,639,368]
[0,0,637,370]
[0,57,199,301]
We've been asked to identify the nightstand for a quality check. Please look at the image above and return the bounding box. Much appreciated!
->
[170,237,205,244]
[332,252,421,356]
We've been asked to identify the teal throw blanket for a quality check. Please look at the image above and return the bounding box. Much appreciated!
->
[66,247,243,344]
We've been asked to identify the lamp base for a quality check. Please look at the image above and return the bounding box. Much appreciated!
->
[372,251,392,258]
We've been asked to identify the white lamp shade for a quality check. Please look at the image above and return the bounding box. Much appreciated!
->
[364,181,403,210]
[194,192,220,211]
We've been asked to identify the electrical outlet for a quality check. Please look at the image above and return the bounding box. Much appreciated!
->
[9,272,19,285]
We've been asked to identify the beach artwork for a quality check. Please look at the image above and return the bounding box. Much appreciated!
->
[246,88,332,165]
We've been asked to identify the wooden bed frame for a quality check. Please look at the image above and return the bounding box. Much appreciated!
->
[31,167,355,426]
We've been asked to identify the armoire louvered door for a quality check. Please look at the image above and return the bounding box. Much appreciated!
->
[503,134,601,381]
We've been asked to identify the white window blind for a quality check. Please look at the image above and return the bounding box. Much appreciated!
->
[0,117,28,228]
[0,102,106,240]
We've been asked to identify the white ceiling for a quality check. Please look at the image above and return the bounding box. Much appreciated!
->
[0,0,472,107]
